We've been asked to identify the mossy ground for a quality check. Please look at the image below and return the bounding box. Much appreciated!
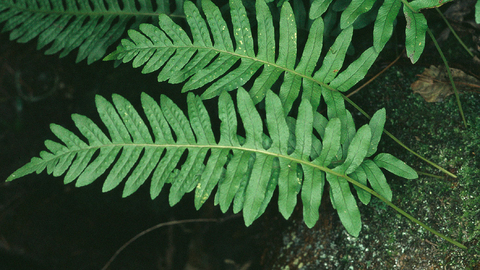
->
[352,65,479,269]
[263,64,480,269]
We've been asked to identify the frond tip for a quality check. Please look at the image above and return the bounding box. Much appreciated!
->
[7,90,417,235]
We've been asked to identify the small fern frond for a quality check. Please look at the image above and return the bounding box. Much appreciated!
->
[7,89,417,236]
[105,0,382,113]
[0,0,175,63]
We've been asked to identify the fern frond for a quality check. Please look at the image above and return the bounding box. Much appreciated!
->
[106,0,381,113]
[7,89,417,236]
[0,0,175,63]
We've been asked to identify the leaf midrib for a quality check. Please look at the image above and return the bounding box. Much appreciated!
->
[43,140,364,186]
[121,43,335,93]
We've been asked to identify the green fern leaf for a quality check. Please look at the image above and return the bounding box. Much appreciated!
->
[403,4,428,64]
[313,26,353,85]
[299,18,324,111]
[7,89,416,233]
[339,110,356,159]
[340,0,376,29]
[477,0,480,24]
[336,124,372,175]
[0,0,172,63]
[106,0,385,114]
[327,171,362,237]
[310,0,334,19]
[373,0,402,52]
[350,167,371,205]
[329,47,379,92]
[366,108,386,157]
[266,90,297,219]
[374,153,419,180]
[315,118,341,167]
[321,88,347,120]
[300,113,338,227]
[301,165,325,228]
[409,0,454,11]
[360,159,392,201]
[278,95,313,222]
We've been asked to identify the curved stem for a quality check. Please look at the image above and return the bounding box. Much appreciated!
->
[346,51,403,98]
[417,170,445,179]
[360,179,467,250]
[426,28,468,128]
[435,7,474,58]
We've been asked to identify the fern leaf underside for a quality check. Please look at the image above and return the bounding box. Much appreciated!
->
[7,90,417,236]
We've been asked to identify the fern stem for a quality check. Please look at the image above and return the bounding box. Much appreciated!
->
[398,0,416,13]
[416,170,445,179]
[341,94,457,178]
[382,129,457,177]
[435,8,474,58]
[426,28,468,128]
[346,52,403,98]
[347,175,468,250]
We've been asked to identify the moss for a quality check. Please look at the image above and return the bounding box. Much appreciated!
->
[354,64,480,269]
[264,64,479,269]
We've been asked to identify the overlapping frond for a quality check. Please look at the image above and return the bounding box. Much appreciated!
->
[0,0,175,63]
[105,0,383,114]
[7,89,417,235]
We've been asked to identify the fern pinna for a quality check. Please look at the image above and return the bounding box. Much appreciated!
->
[7,88,416,236]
